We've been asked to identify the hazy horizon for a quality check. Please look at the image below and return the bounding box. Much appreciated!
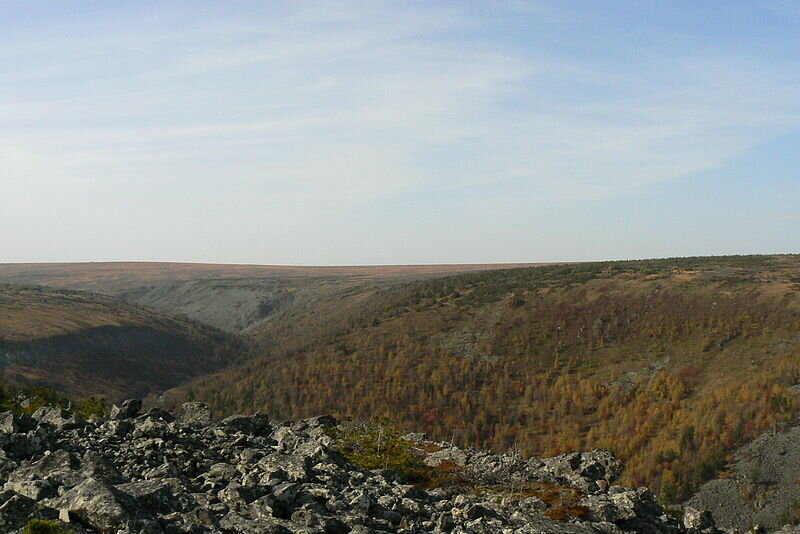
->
[3,253,798,268]
[3,1,800,264]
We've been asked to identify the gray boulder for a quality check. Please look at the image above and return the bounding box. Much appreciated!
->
[110,399,142,420]
[48,477,150,533]
[32,406,85,430]
[0,490,35,532]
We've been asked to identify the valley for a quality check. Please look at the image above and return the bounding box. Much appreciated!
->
[170,255,800,506]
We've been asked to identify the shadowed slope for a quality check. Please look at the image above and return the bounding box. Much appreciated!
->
[0,284,243,401]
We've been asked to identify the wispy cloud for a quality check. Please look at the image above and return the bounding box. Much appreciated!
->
[1,1,799,262]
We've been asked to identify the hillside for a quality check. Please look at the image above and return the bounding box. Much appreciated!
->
[118,275,415,334]
[0,262,545,334]
[5,255,800,518]
[170,255,800,505]
[117,278,297,332]
[0,284,243,401]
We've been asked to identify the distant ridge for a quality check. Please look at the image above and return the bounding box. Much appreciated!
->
[0,261,550,295]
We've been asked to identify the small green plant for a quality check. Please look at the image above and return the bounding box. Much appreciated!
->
[0,386,65,415]
[329,417,424,476]
[328,418,467,488]
[75,396,108,420]
[22,519,71,534]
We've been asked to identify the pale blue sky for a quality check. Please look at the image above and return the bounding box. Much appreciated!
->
[2,1,799,264]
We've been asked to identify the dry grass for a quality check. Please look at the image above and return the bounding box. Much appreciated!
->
[412,442,448,453]
[0,285,154,341]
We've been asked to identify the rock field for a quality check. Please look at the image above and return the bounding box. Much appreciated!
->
[0,400,722,534]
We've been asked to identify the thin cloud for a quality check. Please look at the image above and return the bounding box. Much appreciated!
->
[1,1,799,262]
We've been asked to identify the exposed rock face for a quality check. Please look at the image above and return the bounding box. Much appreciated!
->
[119,278,296,332]
[0,401,719,533]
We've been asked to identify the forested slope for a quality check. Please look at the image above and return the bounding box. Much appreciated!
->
[176,255,800,502]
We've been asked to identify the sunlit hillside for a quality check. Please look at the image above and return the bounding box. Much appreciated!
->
[174,255,800,502]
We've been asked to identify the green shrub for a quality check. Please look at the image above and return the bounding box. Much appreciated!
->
[328,417,467,488]
[329,417,423,475]
[0,385,67,415]
[778,500,800,526]
[75,396,108,420]
[0,385,106,420]
[22,519,71,534]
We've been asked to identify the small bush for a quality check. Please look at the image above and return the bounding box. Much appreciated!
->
[22,519,71,534]
[75,396,108,420]
[779,499,800,526]
[0,385,107,421]
[329,417,424,476]
[0,385,67,415]
[329,418,465,488]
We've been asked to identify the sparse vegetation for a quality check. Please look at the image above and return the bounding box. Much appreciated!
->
[0,385,109,419]
[779,500,800,526]
[329,418,463,488]
[329,417,592,520]
[75,395,109,420]
[22,519,71,534]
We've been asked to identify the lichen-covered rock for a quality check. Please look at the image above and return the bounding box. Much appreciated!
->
[116,479,177,514]
[32,406,85,430]
[423,446,469,468]
[537,450,622,493]
[0,490,35,531]
[47,477,145,533]
[683,506,716,532]
[180,402,213,426]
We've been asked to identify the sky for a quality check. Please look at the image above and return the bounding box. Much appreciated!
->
[2,1,799,265]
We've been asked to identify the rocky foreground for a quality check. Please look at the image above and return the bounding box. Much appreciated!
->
[0,401,720,534]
